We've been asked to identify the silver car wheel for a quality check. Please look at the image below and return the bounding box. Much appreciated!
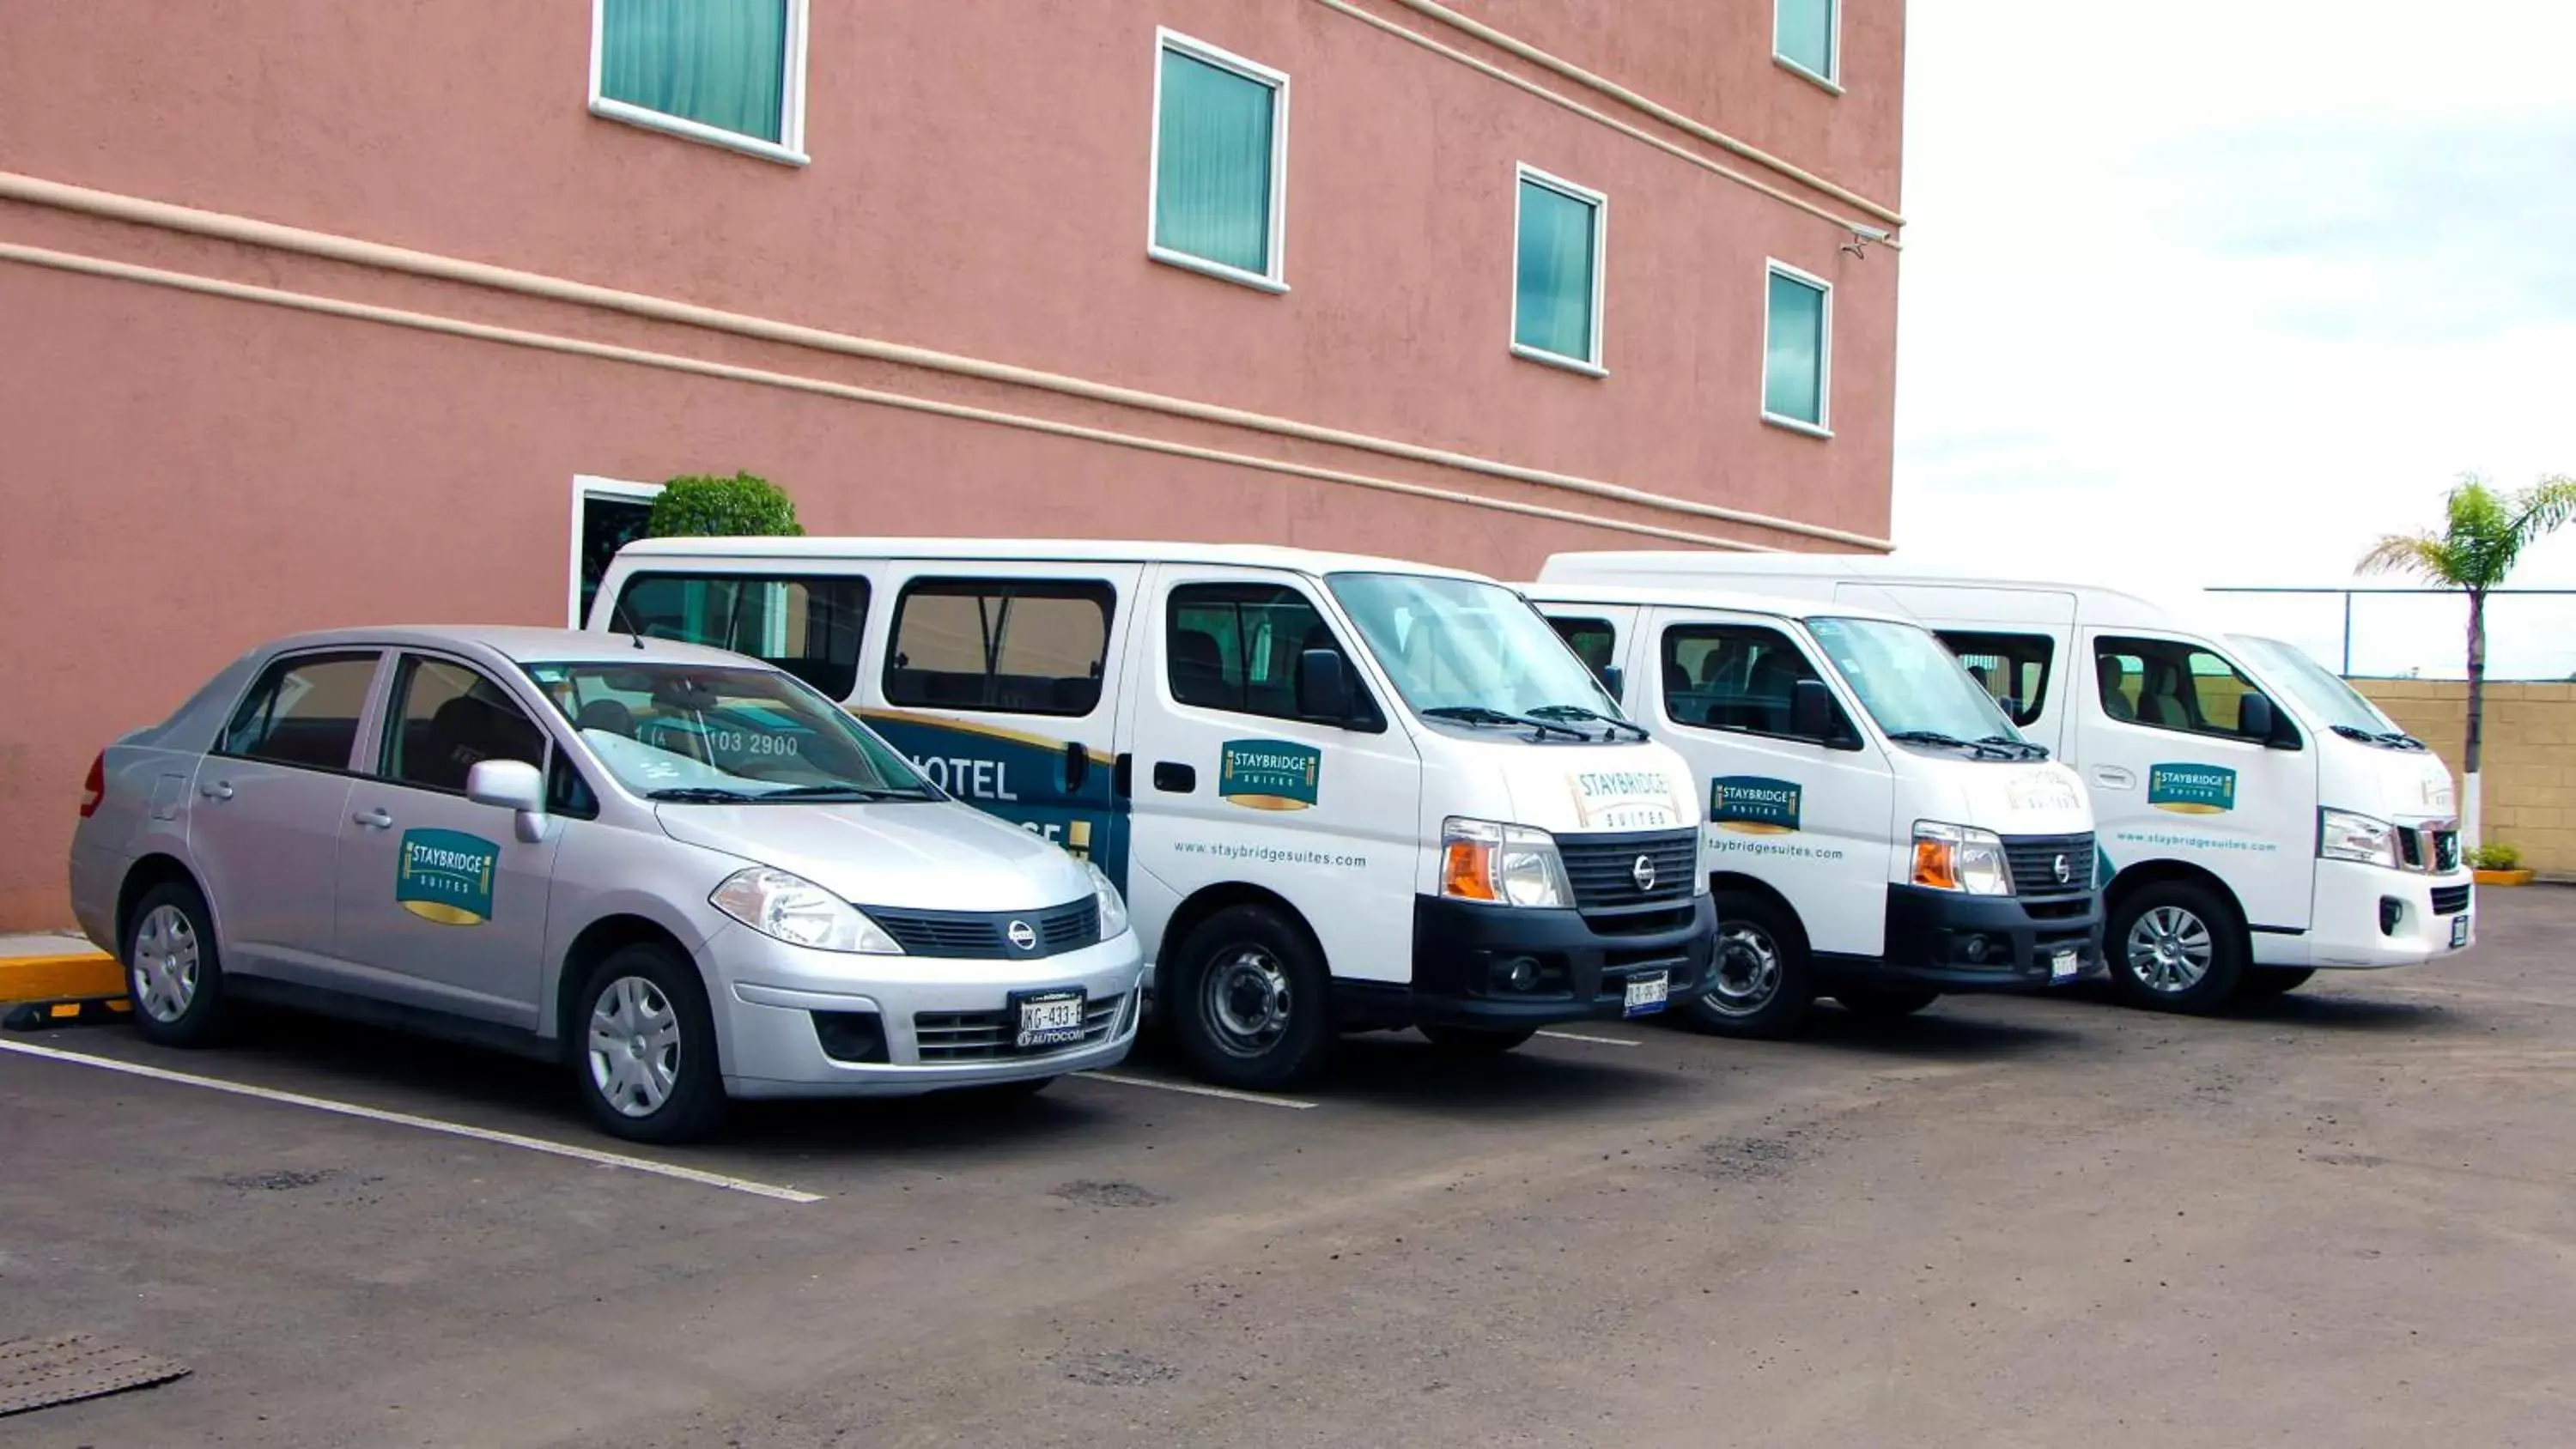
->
[1202,946,1292,1058]
[2126,905,2214,993]
[587,975,683,1118]
[1704,922,1783,1017]
[131,903,200,1024]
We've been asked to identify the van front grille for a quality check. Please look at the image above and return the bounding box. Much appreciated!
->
[1558,829,1698,912]
[2002,834,2094,898]
[2430,884,2472,917]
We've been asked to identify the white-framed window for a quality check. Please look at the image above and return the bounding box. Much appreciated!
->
[569,476,665,626]
[588,0,811,166]
[1510,165,1608,377]
[1148,28,1291,294]
[1773,0,1842,92]
[1761,261,1833,437]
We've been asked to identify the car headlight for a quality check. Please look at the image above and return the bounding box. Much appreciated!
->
[1084,860,1132,939]
[710,866,902,954]
[2318,808,2399,869]
[1441,816,1572,907]
[1913,822,2013,896]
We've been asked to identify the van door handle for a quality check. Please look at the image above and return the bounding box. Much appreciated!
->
[353,808,394,829]
[1152,761,1196,793]
[1112,753,1133,800]
[199,780,234,801]
[2091,767,2136,790]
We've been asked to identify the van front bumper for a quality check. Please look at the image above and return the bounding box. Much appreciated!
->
[701,920,1148,1099]
[1852,885,2105,991]
[2293,861,2475,967]
[1338,893,1716,1029]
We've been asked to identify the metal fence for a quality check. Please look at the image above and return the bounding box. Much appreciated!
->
[2203,586,2576,681]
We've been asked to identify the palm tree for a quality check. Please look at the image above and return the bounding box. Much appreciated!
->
[2358,474,2576,845]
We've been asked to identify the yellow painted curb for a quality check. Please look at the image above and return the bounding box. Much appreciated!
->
[0,952,124,1005]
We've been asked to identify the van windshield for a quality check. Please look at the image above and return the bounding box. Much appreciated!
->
[1327,573,1625,728]
[522,661,934,803]
[2229,634,2401,738]
[1807,615,2030,750]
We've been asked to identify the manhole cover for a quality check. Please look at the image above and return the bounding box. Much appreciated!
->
[0,1332,191,1416]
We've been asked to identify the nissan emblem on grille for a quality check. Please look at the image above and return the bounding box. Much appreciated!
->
[1005,919,1037,952]
[1631,855,1656,892]
[2052,853,2071,884]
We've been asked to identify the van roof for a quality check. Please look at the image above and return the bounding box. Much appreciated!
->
[618,536,1492,582]
[1540,550,2188,624]
[1516,580,1911,625]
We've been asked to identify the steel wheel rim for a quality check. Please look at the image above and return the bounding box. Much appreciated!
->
[1706,922,1782,1016]
[2125,906,2214,993]
[131,904,200,1024]
[1202,946,1291,1058]
[587,976,683,1118]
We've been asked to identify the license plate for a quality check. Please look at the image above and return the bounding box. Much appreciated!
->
[1623,971,1669,1017]
[2451,915,2470,949]
[2050,949,2081,982]
[1014,990,1086,1049]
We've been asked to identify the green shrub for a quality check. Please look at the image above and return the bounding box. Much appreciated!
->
[646,472,804,538]
[2466,843,2522,871]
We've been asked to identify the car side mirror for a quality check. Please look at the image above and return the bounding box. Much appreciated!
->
[2237,692,2287,749]
[1790,678,1838,743]
[1599,664,1625,703]
[466,759,550,842]
[1297,648,1354,726]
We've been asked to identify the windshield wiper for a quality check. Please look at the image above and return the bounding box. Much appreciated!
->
[1978,734,2050,760]
[1419,706,1591,741]
[644,786,763,803]
[757,784,936,802]
[1885,730,2020,761]
[2330,724,2427,751]
[1525,704,1651,742]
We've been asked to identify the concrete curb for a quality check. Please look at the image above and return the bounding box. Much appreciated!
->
[0,952,123,1007]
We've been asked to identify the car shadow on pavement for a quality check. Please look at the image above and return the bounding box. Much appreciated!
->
[1710,1004,2087,1062]
[1289,1031,1714,1117]
[2219,990,2465,1034]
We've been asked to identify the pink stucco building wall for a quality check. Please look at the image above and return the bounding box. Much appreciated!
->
[0,0,1906,929]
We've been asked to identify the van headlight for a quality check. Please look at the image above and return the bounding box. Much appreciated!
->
[2318,808,2399,869]
[1912,822,2013,896]
[1084,860,1132,939]
[1441,817,1572,907]
[711,866,902,954]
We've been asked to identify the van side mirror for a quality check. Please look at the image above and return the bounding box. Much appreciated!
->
[1297,649,1354,726]
[2239,692,2298,749]
[1599,664,1625,702]
[1789,679,1838,743]
[466,759,550,842]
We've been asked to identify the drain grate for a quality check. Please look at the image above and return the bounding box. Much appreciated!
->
[0,1332,191,1416]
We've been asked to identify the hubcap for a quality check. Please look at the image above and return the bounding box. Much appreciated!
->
[1705,922,1782,1016]
[2126,905,2214,993]
[130,904,200,1024]
[1202,946,1292,1058]
[587,976,682,1118]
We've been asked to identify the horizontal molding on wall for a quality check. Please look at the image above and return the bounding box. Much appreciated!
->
[1345,0,1905,230]
[0,171,1895,552]
[0,240,1795,552]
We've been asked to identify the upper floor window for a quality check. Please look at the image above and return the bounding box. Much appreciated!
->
[1151,30,1290,292]
[591,0,810,165]
[1512,167,1607,375]
[1762,262,1832,436]
[1774,0,1841,90]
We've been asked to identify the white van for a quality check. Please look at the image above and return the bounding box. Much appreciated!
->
[1519,584,2102,1038]
[594,539,1716,1088]
[1540,554,2475,1012]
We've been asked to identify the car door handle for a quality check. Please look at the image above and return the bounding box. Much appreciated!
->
[353,808,394,829]
[199,780,234,801]
[2091,767,2136,789]
[1152,761,1196,793]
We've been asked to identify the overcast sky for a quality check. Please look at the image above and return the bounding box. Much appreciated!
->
[1891,0,2576,678]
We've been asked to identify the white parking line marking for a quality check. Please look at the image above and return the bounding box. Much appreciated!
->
[0,1040,823,1203]
[1535,1029,1643,1047]
[1076,1070,1317,1110]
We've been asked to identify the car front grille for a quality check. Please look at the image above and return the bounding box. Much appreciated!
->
[863,899,1100,959]
[2430,883,2472,917]
[2002,834,2095,899]
[914,993,1127,1061]
[1558,829,1698,912]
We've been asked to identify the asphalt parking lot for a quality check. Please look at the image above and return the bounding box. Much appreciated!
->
[6,890,2573,1448]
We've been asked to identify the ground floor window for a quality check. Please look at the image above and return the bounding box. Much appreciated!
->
[571,476,663,626]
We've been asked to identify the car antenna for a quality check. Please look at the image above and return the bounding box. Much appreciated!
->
[609,594,647,650]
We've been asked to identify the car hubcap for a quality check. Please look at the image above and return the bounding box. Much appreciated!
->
[587,976,682,1118]
[1706,923,1782,1016]
[131,904,199,1024]
[2126,906,2214,993]
[1203,946,1291,1058]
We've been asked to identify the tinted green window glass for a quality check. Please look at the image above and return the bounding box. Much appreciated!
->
[1776,0,1836,79]
[600,0,790,143]
[1155,49,1278,275]
[1764,270,1828,425]
[1515,179,1599,361]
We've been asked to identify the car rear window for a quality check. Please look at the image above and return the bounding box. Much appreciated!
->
[220,652,380,770]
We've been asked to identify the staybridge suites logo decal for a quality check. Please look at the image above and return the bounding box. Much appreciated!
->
[1218,740,1322,811]
[1710,776,1803,834]
[396,828,499,925]
[2148,764,2239,815]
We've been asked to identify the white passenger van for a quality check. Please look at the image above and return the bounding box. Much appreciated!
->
[1519,584,2102,1038]
[1540,554,2476,1012]
[594,539,1716,1088]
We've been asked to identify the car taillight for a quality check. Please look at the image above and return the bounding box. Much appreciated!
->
[79,753,105,818]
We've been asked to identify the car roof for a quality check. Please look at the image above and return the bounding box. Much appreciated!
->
[254,625,752,667]
[614,535,1492,581]
[1516,580,1912,626]
[1542,550,2173,613]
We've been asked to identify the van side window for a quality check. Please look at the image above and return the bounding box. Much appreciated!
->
[1939,630,2052,727]
[2095,635,2266,740]
[612,573,868,700]
[1662,624,1848,743]
[1548,616,1619,686]
[220,652,380,769]
[1168,582,1375,725]
[886,579,1114,717]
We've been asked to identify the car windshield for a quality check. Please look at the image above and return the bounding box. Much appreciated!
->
[1327,572,1625,725]
[521,660,933,803]
[2230,634,2397,737]
[1807,615,2027,747]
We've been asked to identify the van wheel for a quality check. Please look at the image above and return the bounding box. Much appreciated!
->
[1419,1024,1537,1055]
[2106,881,2245,1013]
[2238,967,2315,999]
[1834,986,1940,1021]
[1170,906,1334,1090]
[574,943,726,1143]
[1690,891,1814,1040]
[124,880,230,1047]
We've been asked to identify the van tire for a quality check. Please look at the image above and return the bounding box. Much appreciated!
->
[1689,891,1815,1040]
[2238,967,2315,999]
[123,880,231,1048]
[1170,905,1334,1090]
[1834,986,1940,1021]
[2105,881,2245,1013]
[1419,1024,1538,1055]
[572,943,727,1144]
